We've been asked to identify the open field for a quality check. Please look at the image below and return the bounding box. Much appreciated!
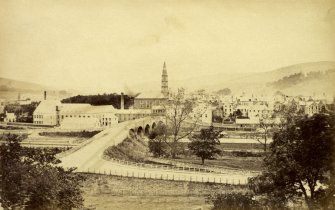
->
[82,174,248,210]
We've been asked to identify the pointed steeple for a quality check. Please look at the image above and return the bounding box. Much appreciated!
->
[161,62,169,97]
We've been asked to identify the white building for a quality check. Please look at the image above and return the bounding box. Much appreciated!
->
[4,112,16,123]
[33,100,152,129]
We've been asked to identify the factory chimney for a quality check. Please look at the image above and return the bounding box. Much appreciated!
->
[121,92,125,110]
[44,91,47,100]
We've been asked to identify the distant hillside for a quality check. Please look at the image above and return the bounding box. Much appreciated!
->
[267,69,335,96]
[0,77,47,92]
[131,61,335,96]
[0,77,72,100]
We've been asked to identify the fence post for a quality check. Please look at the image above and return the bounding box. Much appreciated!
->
[220,178,221,183]
[132,171,134,177]
[110,169,111,175]
[214,177,215,183]
[173,174,174,180]
[202,177,203,182]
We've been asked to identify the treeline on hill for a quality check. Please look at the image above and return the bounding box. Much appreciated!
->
[61,93,134,109]
[268,69,335,89]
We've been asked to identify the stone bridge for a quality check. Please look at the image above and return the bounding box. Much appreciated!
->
[125,116,165,138]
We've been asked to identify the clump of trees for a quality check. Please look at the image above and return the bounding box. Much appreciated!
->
[208,113,334,209]
[0,134,85,209]
[249,113,335,209]
[61,93,134,109]
[188,126,221,164]
[3,102,39,123]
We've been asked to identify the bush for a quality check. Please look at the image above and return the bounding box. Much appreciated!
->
[231,151,263,157]
[207,192,261,210]
[39,131,100,138]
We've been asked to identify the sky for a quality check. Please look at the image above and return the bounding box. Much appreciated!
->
[0,0,334,93]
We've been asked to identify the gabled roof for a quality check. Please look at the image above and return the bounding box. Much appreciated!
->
[135,91,167,99]
[33,100,61,114]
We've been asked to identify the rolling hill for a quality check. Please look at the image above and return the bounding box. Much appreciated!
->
[130,61,335,96]
[0,77,72,100]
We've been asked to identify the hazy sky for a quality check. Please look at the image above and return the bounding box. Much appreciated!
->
[0,0,334,93]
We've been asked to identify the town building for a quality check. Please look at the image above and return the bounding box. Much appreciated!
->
[133,62,168,109]
[4,112,16,123]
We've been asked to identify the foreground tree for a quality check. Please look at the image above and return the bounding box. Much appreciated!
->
[188,126,221,164]
[0,134,85,210]
[249,113,335,209]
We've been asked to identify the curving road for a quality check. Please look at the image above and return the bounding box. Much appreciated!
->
[59,118,258,184]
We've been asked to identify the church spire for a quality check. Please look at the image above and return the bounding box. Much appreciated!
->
[161,62,169,97]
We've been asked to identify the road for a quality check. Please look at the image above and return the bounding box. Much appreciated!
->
[59,118,259,184]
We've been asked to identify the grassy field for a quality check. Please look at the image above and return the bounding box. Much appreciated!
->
[82,174,249,210]
[103,137,265,172]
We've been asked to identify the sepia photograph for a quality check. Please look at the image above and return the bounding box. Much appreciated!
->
[0,0,335,209]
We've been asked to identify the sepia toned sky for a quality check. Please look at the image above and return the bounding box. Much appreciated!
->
[0,0,335,93]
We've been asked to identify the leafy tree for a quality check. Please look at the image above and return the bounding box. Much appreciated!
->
[206,192,262,210]
[249,113,335,209]
[0,134,85,210]
[148,123,168,157]
[163,93,204,158]
[188,126,221,164]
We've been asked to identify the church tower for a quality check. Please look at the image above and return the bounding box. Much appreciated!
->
[161,62,169,97]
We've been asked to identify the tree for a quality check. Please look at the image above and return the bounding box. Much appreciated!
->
[188,126,221,164]
[234,109,243,119]
[249,113,335,209]
[163,93,204,158]
[0,134,85,210]
[255,116,274,152]
[148,123,168,157]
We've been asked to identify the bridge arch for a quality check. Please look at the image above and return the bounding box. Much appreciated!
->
[152,122,156,130]
[144,124,150,136]
[137,126,144,136]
